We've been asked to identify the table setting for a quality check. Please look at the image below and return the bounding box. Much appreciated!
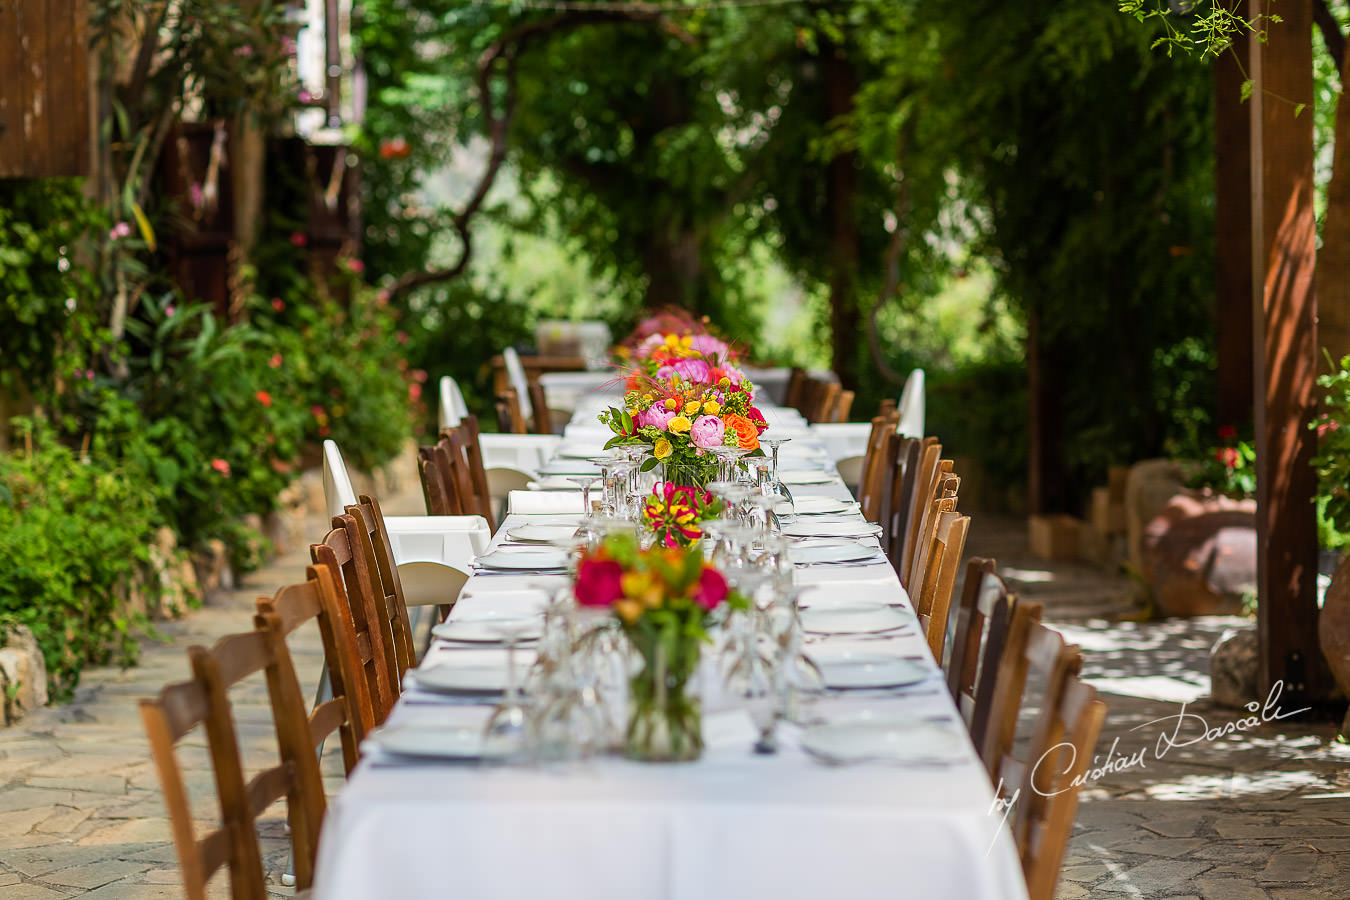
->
[314,316,1028,900]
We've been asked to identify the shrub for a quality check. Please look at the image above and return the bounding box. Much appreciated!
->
[0,425,163,699]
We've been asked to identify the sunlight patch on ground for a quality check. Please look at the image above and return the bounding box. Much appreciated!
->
[1143,769,1329,801]
[1087,675,1210,704]
[1000,566,1055,583]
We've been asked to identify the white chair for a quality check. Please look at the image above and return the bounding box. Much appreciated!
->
[437,375,471,431]
[322,439,490,608]
[897,367,926,438]
[508,490,587,516]
[502,347,534,425]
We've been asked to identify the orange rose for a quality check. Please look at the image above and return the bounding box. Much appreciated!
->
[723,413,759,451]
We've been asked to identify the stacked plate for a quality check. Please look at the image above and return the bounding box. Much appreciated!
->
[789,539,884,567]
[407,656,513,696]
[777,469,837,486]
[800,714,968,765]
[504,523,581,544]
[431,611,543,644]
[808,648,932,690]
[799,601,914,636]
[781,496,859,516]
[472,547,570,574]
[782,520,883,540]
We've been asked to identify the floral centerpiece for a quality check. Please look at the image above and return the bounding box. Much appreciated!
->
[598,374,769,487]
[573,533,746,761]
[642,482,724,548]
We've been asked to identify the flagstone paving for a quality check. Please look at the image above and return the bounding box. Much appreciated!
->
[2,505,1347,898]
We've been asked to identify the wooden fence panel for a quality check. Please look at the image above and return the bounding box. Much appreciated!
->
[0,0,91,178]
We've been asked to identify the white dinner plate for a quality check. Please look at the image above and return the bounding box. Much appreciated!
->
[369,725,503,762]
[810,652,931,690]
[530,476,586,492]
[789,540,881,566]
[783,520,882,539]
[474,548,570,572]
[537,462,601,476]
[409,660,511,695]
[777,469,836,485]
[800,601,913,635]
[505,523,581,544]
[800,715,968,764]
[783,496,858,516]
[557,444,599,459]
[431,614,542,644]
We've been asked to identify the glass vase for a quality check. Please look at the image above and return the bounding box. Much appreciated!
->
[660,457,716,489]
[624,640,703,762]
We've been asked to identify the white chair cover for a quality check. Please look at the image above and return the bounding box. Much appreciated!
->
[502,347,534,421]
[437,375,471,431]
[897,368,926,438]
[508,490,585,515]
[322,439,360,521]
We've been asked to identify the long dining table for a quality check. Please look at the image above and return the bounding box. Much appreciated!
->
[313,388,1029,900]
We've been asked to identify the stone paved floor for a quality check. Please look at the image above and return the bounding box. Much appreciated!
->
[3,505,1348,899]
[966,514,1350,900]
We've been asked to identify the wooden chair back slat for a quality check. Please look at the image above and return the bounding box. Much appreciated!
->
[886,437,922,568]
[348,494,417,683]
[900,439,942,587]
[454,415,496,527]
[916,511,970,661]
[140,618,328,900]
[857,412,899,525]
[528,380,553,434]
[417,446,456,516]
[981,599,1045,770]
[785,367,808,412]
[831,389,855,423]
[256,564,374,775]
[498,386,529,434]
[947,558,1017,757]
[312,524,396,723]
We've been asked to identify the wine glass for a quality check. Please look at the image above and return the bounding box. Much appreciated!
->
[481,616,540,763]
[760,437,794,506]
[566,475,602,520]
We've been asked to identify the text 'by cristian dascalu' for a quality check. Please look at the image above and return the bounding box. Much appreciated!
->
[986,680,1310,850]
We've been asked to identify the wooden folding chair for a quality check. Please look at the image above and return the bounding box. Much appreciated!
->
[1015,675,1106,900]
[784,366,808,412]
[347,494,418,687]
[527,379,553,434]
[913,509,970,662]
[886,437,922,568]
[857,411,900,525]
[946,558,1012,753]
[830,389,855,423]
[904,468,959,592]
[899,439,942,586]
[140,626,327,899]
[497,386,530,434]
[311,518,398,724]
[416,445,458,517]
[255,564,374,776]
[984,617,1104,900]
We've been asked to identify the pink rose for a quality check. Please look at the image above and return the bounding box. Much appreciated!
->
[692,567,728,610]
[575,558,624,607]
[638,404,676,430]
[690,415,725,449]
[672,358,712,383]
[689,334,728,358]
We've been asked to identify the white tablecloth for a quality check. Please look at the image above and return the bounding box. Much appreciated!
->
[314,404,1028,900]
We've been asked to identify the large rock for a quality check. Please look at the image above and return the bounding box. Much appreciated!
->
[1319,552,1350,704]
[1211,628,1258,709]
[1142,494,1257,617]
[1125,459,1189,576]
[0,625,48,725]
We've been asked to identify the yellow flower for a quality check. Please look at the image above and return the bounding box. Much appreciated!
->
[665,334,680,347]
[653,438,673,459]
[615,599,643,624]
[665,398,679,410]
[684,400,701,416]
[668,415,691,434]
[703,400,721,415]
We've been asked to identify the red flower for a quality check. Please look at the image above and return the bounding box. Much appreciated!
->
[272,297,285,312]
[269,354,283,368]
[1319,420,1340,437]
[210,458,231,477]
[1217,425,1237,440]
[396,331,409,345]
[692,567,728,610]
[1216,447,1240,469]
[256,390,272,408]
[289,232,307,248]
[746,406,768,431]
[379,137,411,160]
[574,558,624,607]
[409,382,422,402]
[344,258,365,274]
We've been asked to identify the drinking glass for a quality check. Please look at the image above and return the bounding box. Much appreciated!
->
[481,616,539,763]
[566,475,602,519]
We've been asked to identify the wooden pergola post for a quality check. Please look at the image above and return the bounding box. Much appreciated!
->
[1248,0,1326,705]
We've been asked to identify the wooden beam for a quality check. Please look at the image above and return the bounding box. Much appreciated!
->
[1249,0,1326,704]
[1215,13,1254,430]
